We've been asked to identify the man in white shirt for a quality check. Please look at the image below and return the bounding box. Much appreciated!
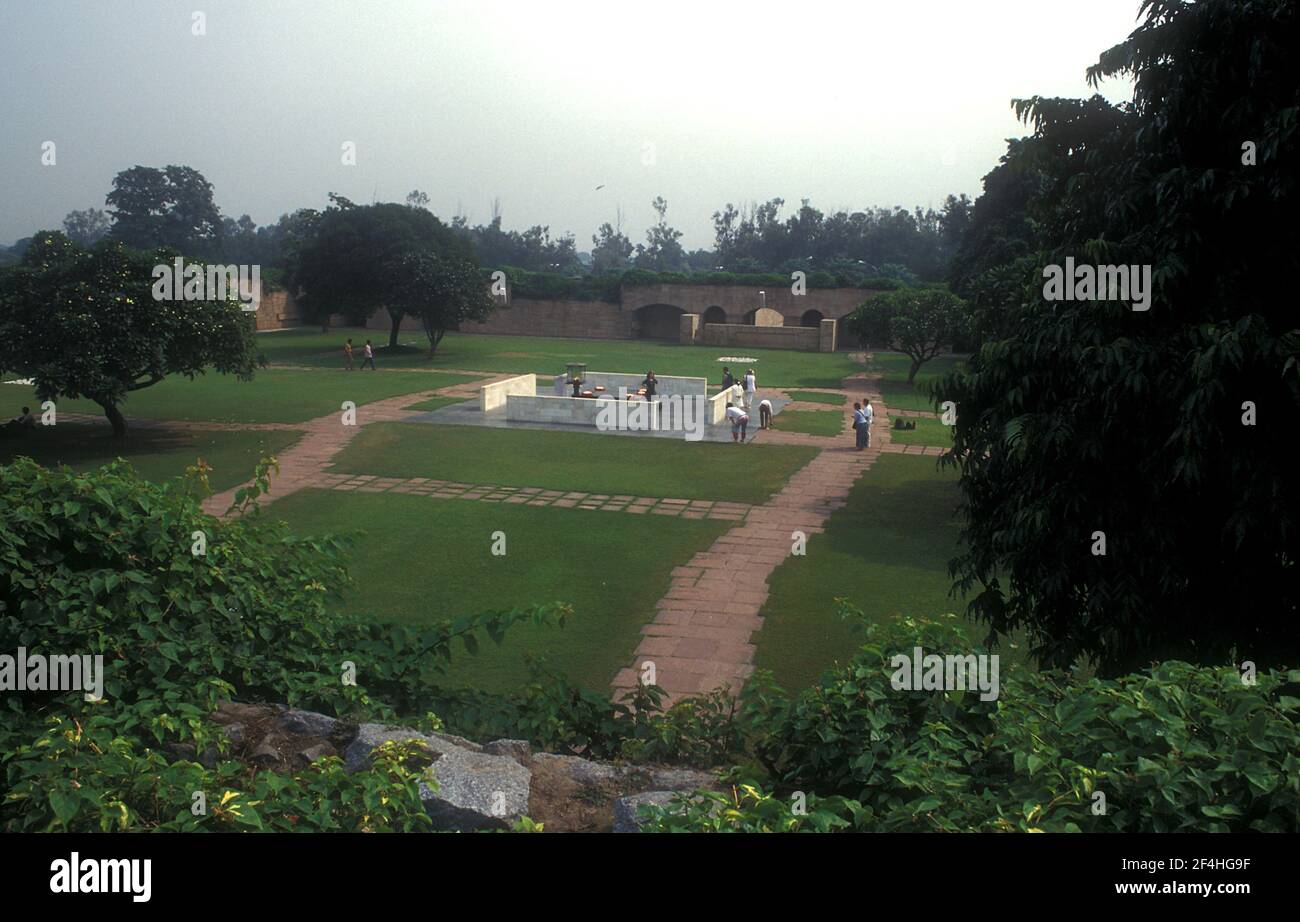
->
[758,398,773,429]
[857,399,874,449]
[742,369,756,411]
[725,402,749,443]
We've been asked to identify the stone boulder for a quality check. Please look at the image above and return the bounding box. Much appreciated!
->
[345,723,531,831]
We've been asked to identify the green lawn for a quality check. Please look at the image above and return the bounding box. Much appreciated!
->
[784,390,846,406]
[10,368,477,425]
[271,489,729,692]
[867,351,965,413]
[888,416,954,448]
[751,454,1027,690]
[404,396,467,413]
[772,409,847,437]
[0,424,303,492]
[258,328,862,388]
[328,422,818,504]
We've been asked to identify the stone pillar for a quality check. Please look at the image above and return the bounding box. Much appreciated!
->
[679,313,700,345]
[819,318,838,352]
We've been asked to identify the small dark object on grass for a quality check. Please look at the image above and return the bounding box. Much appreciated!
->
[893,418,916,430]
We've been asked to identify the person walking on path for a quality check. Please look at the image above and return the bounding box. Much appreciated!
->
[721,367,735,391]
[742,368,756,411]
[758,397,773,429]
[852,402,867,449]
[344,338,355,371]
[361,339,377,370]
[726,402,749,443]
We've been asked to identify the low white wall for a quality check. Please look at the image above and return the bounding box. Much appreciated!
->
[550,371,706,400]
[706,388,740,425]
[506,394,615,426]
[480,373,537,412]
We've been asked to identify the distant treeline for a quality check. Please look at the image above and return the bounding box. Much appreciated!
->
[0,169,971,293]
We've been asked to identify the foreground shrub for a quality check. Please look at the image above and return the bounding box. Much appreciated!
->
[0,458,562,831]
[657,611,1300,832]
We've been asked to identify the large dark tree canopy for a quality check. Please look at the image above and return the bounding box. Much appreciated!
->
[291,199,478,347]
[936,0,1300,674]
[0,232,258,436]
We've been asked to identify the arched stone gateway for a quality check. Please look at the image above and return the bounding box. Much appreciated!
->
[702,305,727,326]
[800,308,824,327]
[632,303,685,340]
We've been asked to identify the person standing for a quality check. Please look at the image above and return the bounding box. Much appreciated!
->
[861,399,874,449]
[758,397,773,429]
[725,402,749,443]
[743,368,756,411]
[852,402,867,450]
[641,370,658,400]
[344,338,354,371]
[721,367,735,392]
[362,339,376,370]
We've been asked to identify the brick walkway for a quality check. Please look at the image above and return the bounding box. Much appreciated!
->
[610,373,891,705]
[315,473,755,521]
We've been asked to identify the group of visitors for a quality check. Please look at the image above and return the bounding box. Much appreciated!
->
[720,366,757,410]
[853,399,874,450]
[721,366,763,443]
[343,338,377,371]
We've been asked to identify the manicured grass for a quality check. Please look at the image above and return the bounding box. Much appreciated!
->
[772,409,847,437]
[0,424,303,492]
[259,328,862,388]
[9,368,477,425]
[752,454,1028,690]
[867,351,966,413]
[328,422,818,504]
[784,390,846,406]
[888,416,954,448]
[405,396,467,413]
[270,489,729,692]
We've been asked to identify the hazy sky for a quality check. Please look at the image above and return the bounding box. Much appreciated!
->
[0,0,1137,249]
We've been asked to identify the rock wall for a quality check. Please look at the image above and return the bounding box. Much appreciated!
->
[209,701,719,833]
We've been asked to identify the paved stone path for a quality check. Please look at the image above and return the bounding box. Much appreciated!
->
[315,472,755,521]
[610,372,893,705]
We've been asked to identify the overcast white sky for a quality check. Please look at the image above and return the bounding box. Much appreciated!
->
[0,0,1138,249]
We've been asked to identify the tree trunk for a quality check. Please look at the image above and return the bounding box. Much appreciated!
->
[98,400,127,437]
[387,308,403,349]
[907,357,923,383]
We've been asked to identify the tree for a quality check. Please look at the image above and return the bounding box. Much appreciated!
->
[105,165,224,256]
[0,232,257,436]
[61,208,111,247]
[388,250,494,357]
[291,199,474,348]
[934,0,1300,674]
[633,196,686,271]
[406,189,430,210]
[591,214,633,274]
[842,288,969,383]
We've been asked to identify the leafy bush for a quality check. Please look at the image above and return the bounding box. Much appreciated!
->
[0,458,563,831]
[725,610,1300,832]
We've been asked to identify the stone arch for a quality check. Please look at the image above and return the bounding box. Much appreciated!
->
[702,305,727,326]
[800,308,825,327]
[632,303,684,340]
